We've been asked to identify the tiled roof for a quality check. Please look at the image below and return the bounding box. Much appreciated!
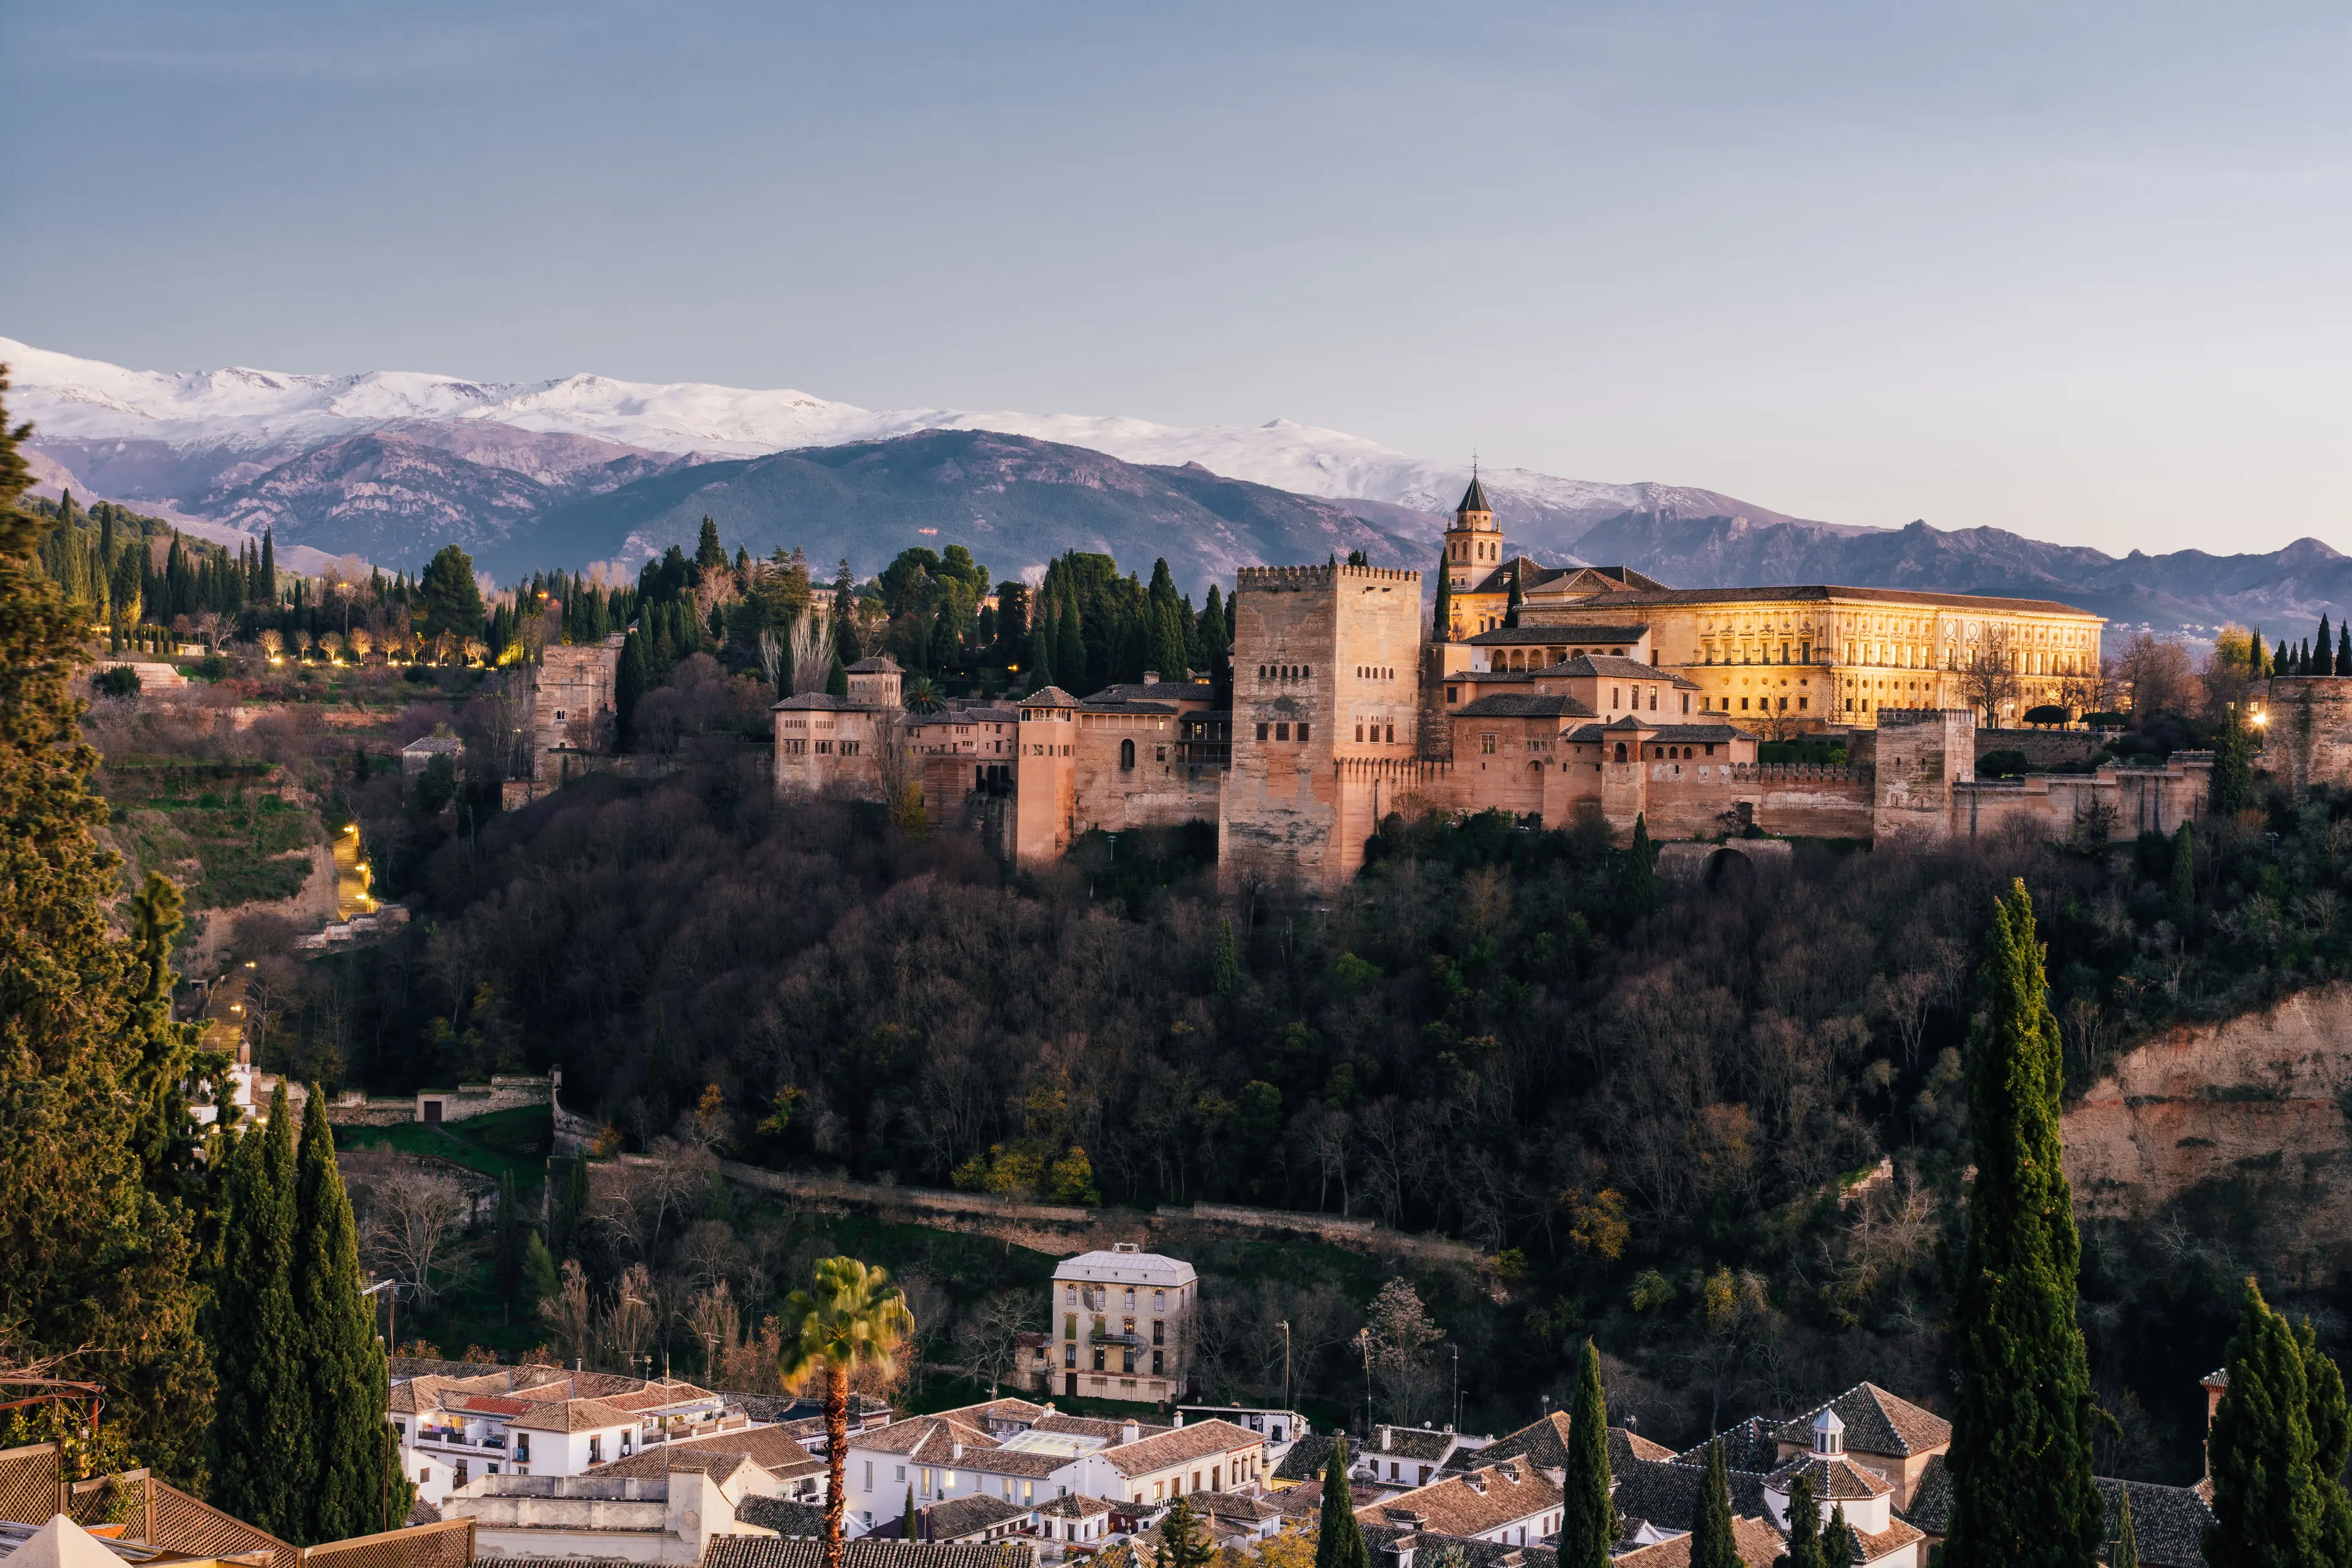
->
[642,1427,827,1477]
[1610,1515,1785,1568]
[1035,1494,1112,1520]
[1360,1523,1559,1568]
[734,1498,827,1537]
[1019,687,1082,709]
[772,693,861,711]
[1562,655,1703,688]
[509,1396,644,1433]
[1086,682,1213,703]
[1270,1480,1324,1518]
[919,1496,1030,1540]
[1608,1457,1772,1534]
[1052,1249,1197,1286]
[1445,1413,1663,1479]
[1454,694,1597,719]
[1465,625,1650,647]
[1765,1453,1892,1502]
[1537,584,2097,618]
[1672,1419,1781,1475]
[846,657,904,674]
[1098,1419,1261,1477]
[1768,1385,1951,1460]
[1360,1461,1561,1539]
[1036,1414,1164,1443]
[1365,1427,1459,1464]
[853,1415,997,1462]
[1854,1518,1926,1564]
[1565,722,1743,744]
[1275,1435,1338,1484]
[1186,1491,1283,1525]
[701,1540,1034,1568]
[2098,1477,2217,1568]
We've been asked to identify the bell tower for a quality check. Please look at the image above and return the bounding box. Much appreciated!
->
[1442,467,1502,591]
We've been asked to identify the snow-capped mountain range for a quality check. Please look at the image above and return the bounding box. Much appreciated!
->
[0,336,1802,548]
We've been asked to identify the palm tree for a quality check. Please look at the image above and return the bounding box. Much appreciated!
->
[779,1256,914,1568]
[902,675,944,714]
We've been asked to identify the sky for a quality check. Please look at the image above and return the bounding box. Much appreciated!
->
[2,0,2348,557]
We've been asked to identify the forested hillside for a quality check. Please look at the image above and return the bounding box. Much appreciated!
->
[245,726,2352,1481]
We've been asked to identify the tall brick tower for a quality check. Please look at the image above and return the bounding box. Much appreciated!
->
[1219,563,1425,897]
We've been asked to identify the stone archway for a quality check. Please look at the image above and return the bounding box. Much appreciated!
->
[1703,846,1755,893]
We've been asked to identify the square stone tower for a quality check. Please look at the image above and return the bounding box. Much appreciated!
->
[1220,564,1424,896]
[1872,707,1975,846]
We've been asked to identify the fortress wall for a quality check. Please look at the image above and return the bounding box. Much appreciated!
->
[2266,677,2352,792]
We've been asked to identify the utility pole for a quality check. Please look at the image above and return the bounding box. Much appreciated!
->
[1450,1343,1460,1432]
[1278,1321,1291,1414]
[1357,1327,1373,1437]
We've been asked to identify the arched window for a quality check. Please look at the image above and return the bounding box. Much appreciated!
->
[1120,738,1136,770]
[1614,742,1628,763]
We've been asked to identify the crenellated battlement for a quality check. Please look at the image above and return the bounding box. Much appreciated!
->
[1236,564,1422,591]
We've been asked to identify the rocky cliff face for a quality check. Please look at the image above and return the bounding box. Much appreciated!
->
[2064,986,2352,1286]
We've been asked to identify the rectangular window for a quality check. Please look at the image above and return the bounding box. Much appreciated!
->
[1066,1313,1077,1340]
[864,1462,873,1492]
[1355,724,1363,741]
[1153,1349,1164,1375]
[1682,695,1691,714]
[454,1461,469,1487]
[1480,734,1496,754]
[1153,1290,1164,1309]
[1256,723,1268,741]
[1152,1319,1164,1345]
[1798,697,1807,710]
[1740,698,1749,710]
[1298,723,1310,743]
[587,1438,600,1464]
[1276,723,1289,741]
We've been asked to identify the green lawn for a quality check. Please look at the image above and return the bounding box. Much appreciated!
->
[335,1112,549,1189]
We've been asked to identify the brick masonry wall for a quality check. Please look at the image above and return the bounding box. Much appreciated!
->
[2266,677,2352,791]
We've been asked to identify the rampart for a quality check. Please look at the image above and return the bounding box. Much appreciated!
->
[2266,676,2352,792]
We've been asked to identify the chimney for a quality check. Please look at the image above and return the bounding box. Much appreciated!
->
[953,1441,964,1462]
[1381,1427,1393,1452]
[1143,671,1161,685]
[1173,1413,1183,1428]
[1123,1421,1141,1445]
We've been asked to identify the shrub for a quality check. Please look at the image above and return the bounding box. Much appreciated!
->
[1979,748,2032,778]
[2023,704,2071,726]
[92,665,141,699]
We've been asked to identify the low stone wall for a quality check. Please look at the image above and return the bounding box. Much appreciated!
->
[325,1073,556,1128]
[1656,839,1794,884]
[1975,726,2105,769]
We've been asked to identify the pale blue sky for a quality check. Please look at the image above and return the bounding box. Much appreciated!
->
[2,1,2346,554]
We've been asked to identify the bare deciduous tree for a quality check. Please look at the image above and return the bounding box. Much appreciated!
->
[959,1289,1042,1395]
[360,1167,466,1302]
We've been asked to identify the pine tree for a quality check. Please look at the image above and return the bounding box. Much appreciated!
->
[522,1230,560,1309]
[1316,1439,1368,1568]
[208,1085,309,1537]
[2110,1486,2137,1568]
[1779,1474,1825,1568]
[1559,1338,1616,1568]
[695,516,728,572]
[1154,1496,1213,1568]
[2206,1276,2323,1567]
[831,562,862,663]
[294,1088,402,1541]
[0,371,212,1483]
[1687,1440,1741,1568]
[417,545,485,639]
[1942,880,2103,1568]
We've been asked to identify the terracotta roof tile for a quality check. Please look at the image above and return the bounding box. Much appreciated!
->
[701,1539,1033,1568]
[1358,1461,1562,1539]
[1610,1515,1785,1568]
[1098,1420,1262,1478]
[1767,1385,1950,1460]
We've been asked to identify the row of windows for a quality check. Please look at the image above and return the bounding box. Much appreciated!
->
[1116,739,1170,768]
[1254,722,1311,743]
[780,739,863,756]
[1354,665,1396,680]
[1700,695,1807,712]
[1355,723,1395,743]
[1703,643,1814,665]
[1066,1284,1168,1310]
[1257,663,1313,681]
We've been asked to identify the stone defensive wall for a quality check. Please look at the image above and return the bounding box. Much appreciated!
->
[1234,564,1422,589]
[325,1072,558,1128]
[2265,676,2352,793]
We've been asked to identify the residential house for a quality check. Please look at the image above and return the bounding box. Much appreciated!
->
[1071,1418,1267,1507]
[1356,1425,1488,1494]
[701,1539,1035,1568]
[388,1367,750,1507]
[1047,1245,1197,1404]
[447,1449,783,1564]
[1354,1460,1564,1550]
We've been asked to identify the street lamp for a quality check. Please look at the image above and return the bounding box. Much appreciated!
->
[1278,1321,1291,1414]
[1357,1327,1373,1436]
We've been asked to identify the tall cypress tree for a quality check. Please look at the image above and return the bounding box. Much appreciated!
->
[1621,815,1660,921]
[1780,1474,1825,1568]
[1432,548,1453,641]
[295,1088,402,1541]
[1559,1338,1616,1567]
[1819,1503,1857,1567]
[1316,1439,1368,1568]
[2170,822,2198,925]
[1942,881,2102,1568]
[2300,1317,2352,1562]
[901,1484,917,1540]
[208,1084,308,1537]
[615,629,647,752]
[2111,1485,2138,1568]
[1504,560,1524,628]
[1687,1441,1741,1568]
[1028,601,1057,693]
[2206,1276,2323,1567]
[0,371,213,1484]
[1057,600,1085,696]
[2337,624,2350,676]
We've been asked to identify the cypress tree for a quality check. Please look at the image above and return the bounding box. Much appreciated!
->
[1432,549,1453,640]
[521,1231,560,1310]
[2206,1276,2326,1567]
[615,629,647,752]
[826,649,848,698]
[1779,1474,1825,1567]
[2339,624,2350,676]
[2109,1486,2137,1568]
[2321,617,2334,674]
[1559,1338,1616,1568]
[1057,599,1085,696]
[294,1088,402,1541]
[1687,1440,1741,1568]
[2301,1317,2352,1562]
[0,372,212,1484]
[831,561,862,663]
[1154,1496,1213,1568]
[1148,559,1188,678]
[208,1085,308,1538]
[2277,639,2291,677]
[2211,706,2258,816]
[1504,560,1524,628]
[1819,1502,1857,1568]
[902,1484,917,1540]
[1315,1439,1368,1568]
[1942,880,2102,1568]
[1199,585,1231,701]
[1029,601,1057,692]
[1212,916,1240,1002]
[1620,815,1660,921]
[2170,822,2197,925]
[927,598,959,676]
